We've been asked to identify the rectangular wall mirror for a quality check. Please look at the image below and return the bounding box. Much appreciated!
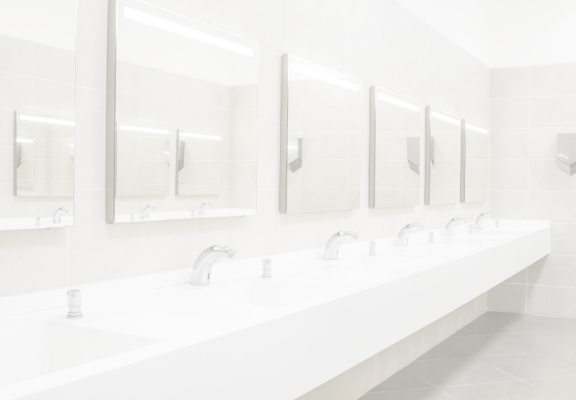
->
[462,119,488,203]
[107,0,259,223]
[425,107,461,205]
[280,54,361,214]
[369,87,421,208]
[0,0,77,230]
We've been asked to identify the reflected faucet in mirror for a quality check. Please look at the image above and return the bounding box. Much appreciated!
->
[141,205,156,219]
[198,202,212,216]
[324,231,359,260]
[444,217,467,236]
[397,223,425,246]
[53,208,69,224]
[191,245,237,286]
[475,212,498,229]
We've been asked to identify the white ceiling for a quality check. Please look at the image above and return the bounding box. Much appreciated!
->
[394,0,576,68]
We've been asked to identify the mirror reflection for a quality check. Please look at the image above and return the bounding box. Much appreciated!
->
[280,54,361,214]
[462,120,488,203]
[369,87,421,208]
[0,0,77,230]
[108,0,259,223]
[425,107,461,205]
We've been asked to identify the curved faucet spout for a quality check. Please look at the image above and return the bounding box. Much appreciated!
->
[141,204,156,219]
[397,222,425,246]
[444,217,467,236]
[191,245,237,286]
[475,212,498,229]
[324,231,359,260]
[198,202,212,216]
[53,207,69,224]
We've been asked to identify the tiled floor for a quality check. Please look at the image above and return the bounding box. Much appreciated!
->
[360,312,576,400]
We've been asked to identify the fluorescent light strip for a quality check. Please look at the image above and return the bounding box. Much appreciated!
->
[291,63,360,92]
[19,115,75,126]
[430,111,460,126]
[16,137,34,144]
[124,7,255,57]
[377,93,419,111]
[180,131,221,141]
[466,123,488,134]
[117,125,170,134]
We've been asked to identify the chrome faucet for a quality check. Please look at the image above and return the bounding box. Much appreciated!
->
[397,223,425,246]
[198,202,212,216]
[475,212,498,229]
[191,245,237,286]
[53,207,68,224]
[324,231,359,260]
[141,204,156,219]
[444,217,468,236]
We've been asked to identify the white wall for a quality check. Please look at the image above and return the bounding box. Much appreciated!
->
[488,63,576,318]
[0,0,490,297]
[394,0,576,68]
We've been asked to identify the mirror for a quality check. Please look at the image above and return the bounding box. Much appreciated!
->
[107,0,259,223]
[425,107,461,205]
[462,120,488,203]
[369,87,421,208]
[0,0,77,230]
[280,54,361,214]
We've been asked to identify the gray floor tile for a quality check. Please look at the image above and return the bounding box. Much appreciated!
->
[526,376,576,400]
[470,316,550,334]
[369,369,431,392]
[406,358,517,387]
[441,381,555,400]
[524,316,576,332]
[505,331,576,356]
[480,353,576,380]
[418,342,468,360]
[444,334,537,356]
[360,388,455,400]
[451,322,493,337]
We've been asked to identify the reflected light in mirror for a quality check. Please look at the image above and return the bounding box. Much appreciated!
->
[377,93,419,111]
[19,114,75,126]
[180,131,222,141]
[123,7,255,57]
[16,137,34,144]
[466,122,488,134]
[291,63,360,92]
[117,124,170,134]
[430,110,460,126]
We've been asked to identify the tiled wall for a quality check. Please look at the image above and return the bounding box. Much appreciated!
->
[0,0,490,297]
[488,63,576,318]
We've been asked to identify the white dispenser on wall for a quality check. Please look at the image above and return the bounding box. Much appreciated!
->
[557,133,576,175]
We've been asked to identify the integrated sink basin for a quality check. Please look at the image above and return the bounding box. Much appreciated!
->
[0,321,157,388]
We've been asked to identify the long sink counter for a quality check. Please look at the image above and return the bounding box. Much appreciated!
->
[0,220,550,399]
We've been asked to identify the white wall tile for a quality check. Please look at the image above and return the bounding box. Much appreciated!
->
[527,255,576,287]
[491,67,530,98]
[527,285,576,319]
[530,64,576,96]
[490,129,529,159]
[490,160,529,190]
[490,97,530,129]
[530,96,576,128]
[489,191,528,219]
[487,282,526,314]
